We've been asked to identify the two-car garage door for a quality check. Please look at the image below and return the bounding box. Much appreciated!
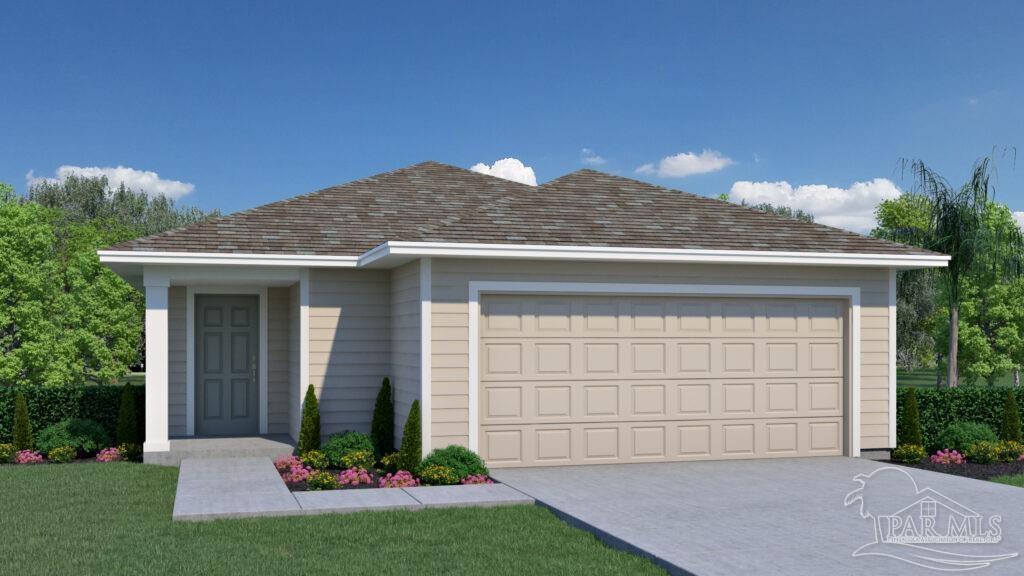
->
[478,294,847,468]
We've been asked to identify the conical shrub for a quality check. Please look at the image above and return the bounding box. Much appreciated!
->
[398,399,421,472]
[116,383,139,445]
[298,384,321,453]
[1000,390,1022,442]
[13,392,33,450]
[371,377,394,457]
[898,388,924,447]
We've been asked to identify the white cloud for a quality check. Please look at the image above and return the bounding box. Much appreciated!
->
[728,178,902,233]
[580,148,607,166]
[1013,211,1024,230]
[469,157,537,186]
[635,149,734,178]
[25,165,195,199]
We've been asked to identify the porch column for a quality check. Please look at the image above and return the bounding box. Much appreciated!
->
[144,275,170,453]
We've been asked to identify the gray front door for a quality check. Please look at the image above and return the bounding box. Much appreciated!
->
[196,295,259,436]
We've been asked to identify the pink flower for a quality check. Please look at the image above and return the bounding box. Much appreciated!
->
[379,470,420,488]
[930,449,966,465]
[337,467,373,486]
[96,447,122,462]
[460,474,493,485]
[14,450,44,464]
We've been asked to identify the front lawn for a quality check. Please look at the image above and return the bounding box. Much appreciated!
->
[0,463,663,576]
[992,474,1024,488]
[897,367,1015,388]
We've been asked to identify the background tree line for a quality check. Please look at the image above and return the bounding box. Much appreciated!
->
[0,176,218,387]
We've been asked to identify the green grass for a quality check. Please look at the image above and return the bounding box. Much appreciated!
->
[991,474,1024,488]
[0,463,663,576]
[897,367,1015,388]
[113,372,145,386]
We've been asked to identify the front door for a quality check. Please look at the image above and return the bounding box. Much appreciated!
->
[196,295,259,436]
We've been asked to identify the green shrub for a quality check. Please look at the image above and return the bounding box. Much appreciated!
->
[116,383,139,445]
[897,388,1024,451]
[322,432,374,468]
[306,470,339,491]
[0,386,143,445]
[371,377,394,457]
[36,419,110,456]
[300,450,329,471]
[419,444,488,480]
[891,444,926,464]
[418,464,459,486]
[13,392,33,450]
[997,440,1024,463]
[0,442,15,463]
[341,449,375,470]
[298,384,320,454]
[898,388,924,447]
[398,400,421,473]
[1000,390,1022,442]
[118,443,142,462]
[936,422,998,453]
[47,445,76,463]
[965,440,1000,464]
[379,452,401,473]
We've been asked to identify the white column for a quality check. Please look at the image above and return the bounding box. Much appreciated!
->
[419,258,432,457]
[144,275,171,453]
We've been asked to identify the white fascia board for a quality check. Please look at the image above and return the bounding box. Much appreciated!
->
[359,241,950,269]
[98,250,359,268]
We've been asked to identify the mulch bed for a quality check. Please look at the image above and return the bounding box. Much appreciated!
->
[892,460,1024,481]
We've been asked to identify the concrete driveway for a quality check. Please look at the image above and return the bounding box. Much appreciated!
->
[492,457,1024,576]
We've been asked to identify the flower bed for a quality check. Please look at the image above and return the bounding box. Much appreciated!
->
[0,442,140,466]
[895,459,1024,481]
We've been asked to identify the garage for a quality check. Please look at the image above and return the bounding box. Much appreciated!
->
[478,294,848,467]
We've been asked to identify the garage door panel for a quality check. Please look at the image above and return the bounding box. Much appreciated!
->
[480,295,846,467]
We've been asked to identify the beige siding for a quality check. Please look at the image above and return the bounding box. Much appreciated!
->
[168,286,187,436]
[390,261,421,447]
[267,287,291,435]
[309,269,392,437]
[430,259,892,453]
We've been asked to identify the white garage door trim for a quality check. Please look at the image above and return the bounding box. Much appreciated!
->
[467,281,862,458]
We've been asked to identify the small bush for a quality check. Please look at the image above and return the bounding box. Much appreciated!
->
[371,377,394,457]
[935,422,998,453]
[898,388,924,447]
[274,456,311,486]
[322,432,374,468]
[306,470,340,491]
[929,449,965,465]
[419,445,488,479]
[1000,390,1022,443]
[36,419,109,456]
[379,452,401,473]
[419,464,460,486]
[341,449,375,470]
[337,467,373,486]
[378,470,419,488]
[14,450,44,464]
[95,447,122,462]
[298,384,321,454]
[997,440,1024,463]
[892,444,926,464]
[47,445,76,463]
[300,450,329,471]
[116,383,139,445]
[965,440,1000,464]
[118,443,142,462]
[0,443,15,463]
[460,474,494,485]
[398,400,421,473]
[13,392,33,450]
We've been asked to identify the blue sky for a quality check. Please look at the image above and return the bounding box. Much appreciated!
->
[3,1,1023,231]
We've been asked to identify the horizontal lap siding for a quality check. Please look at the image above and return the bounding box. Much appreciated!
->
[168,287,187,437]
[309,269,391,437]
[267,287,291,436]
[390,261,421,447]
[430,259,892,451]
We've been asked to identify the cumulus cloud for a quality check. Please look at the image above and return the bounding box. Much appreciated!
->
[728,178,902,233]
[469,157,537,186]
[26,165,195,199]
[636,149,734,178]
[1013,211,1024,230]
[580,148,607,166]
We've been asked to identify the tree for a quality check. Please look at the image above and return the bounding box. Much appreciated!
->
[939,277,1024,385]
[716,193,815,223]
[298,384,321,453]
[398,400,421,472]
[13,392,33,450]
[371,377,394,457]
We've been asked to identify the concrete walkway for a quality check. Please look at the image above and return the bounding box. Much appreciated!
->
[172,457,533,521]
[492,458,1024,576]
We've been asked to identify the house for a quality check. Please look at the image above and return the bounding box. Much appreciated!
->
[98,161,948,466]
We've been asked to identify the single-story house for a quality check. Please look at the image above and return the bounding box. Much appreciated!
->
[99,161,948,466]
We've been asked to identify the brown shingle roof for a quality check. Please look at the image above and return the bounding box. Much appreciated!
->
[105,161,936,257]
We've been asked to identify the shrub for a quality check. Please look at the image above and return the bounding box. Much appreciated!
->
[322,432,374,469]
[398,400,421,473]
[930,449,965,465]
[118,443,142,462]
[274,456,312,486]
[14,450,44,464]
[1000,390,1022,443]
[341,449,375,470]
[0,443,14,463]
[965,440,1000,464]
[378,470,419,488]
[379,452,401,473]
[298,384,320,454]
[419,445,488,479]
[13,392,33,450]
[337,467,373,487]
[936,422,998,453]
[306,470,340,491]
[95,447,122,462]
[0,385,144,445]
[997,440,1024,463]
[36,419,109,456]
[371,377,394,457]
[300,450,329,471]
[896,388,1024,450]
[47,445,76,463]
[419,464,459,486]
[461,474,494,485]
[898,388,924,447]
[891,444,926,464]
[274,454,302,472]
[116,383,139,445]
